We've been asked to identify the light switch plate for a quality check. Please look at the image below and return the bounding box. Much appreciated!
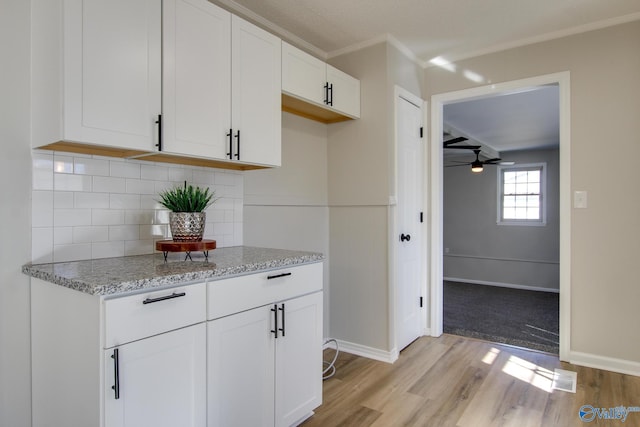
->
[574,191,588,209]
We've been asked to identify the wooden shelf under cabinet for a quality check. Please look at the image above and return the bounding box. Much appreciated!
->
[282,93,356,124]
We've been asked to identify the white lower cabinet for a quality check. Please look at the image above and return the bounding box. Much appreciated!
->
[207,262,324,427]
[208,292,323,427]
[30,262,323,427]
[207,304,276,427]
[105,324,207,427]
[274,292,324,427]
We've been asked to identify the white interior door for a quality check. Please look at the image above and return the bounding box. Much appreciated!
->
[396,89,424,351]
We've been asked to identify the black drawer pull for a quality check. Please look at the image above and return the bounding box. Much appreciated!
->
[270,304,279,338]
[111,348,120,400]
[267,272,292,280]
[142,292,186,305]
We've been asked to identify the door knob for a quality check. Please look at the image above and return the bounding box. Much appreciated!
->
[400,233,411,242]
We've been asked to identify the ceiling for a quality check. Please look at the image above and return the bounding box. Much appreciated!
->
[444,85,560,154]
[215,0,637,157]
[217,0,640,64]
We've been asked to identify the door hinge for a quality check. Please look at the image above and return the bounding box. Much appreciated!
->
[419,212,423,223]
[419,127,423,138]
[419,296,424,308]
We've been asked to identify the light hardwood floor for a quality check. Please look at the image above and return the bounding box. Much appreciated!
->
[302,335,640,427]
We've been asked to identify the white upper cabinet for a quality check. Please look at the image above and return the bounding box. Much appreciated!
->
[32,0,281,169]
[282,41,360,120]
[32,0,162,153]
[281,43,327,107]
[231,15,282,167]
[326,64,361,118]
[162,0,281,167]
[162,0,232,160]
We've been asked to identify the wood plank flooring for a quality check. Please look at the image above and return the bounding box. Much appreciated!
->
[302,335,640,427]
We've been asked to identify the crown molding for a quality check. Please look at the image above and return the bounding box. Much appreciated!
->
[423,11,640,68]
[327,33,421,69]
[211,0,328,59]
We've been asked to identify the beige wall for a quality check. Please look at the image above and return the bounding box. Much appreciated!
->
[244,112,330,333]
[0,0,33,425]
[425,21,640,363]
[326,43,423,353]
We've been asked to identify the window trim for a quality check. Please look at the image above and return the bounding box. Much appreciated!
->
[497,162,547,226]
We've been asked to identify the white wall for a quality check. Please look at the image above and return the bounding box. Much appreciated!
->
[444,148,560,290]
[244,112,330,334]
[31,151,243,263]
[425,21,640,366]
[0,0,32,425]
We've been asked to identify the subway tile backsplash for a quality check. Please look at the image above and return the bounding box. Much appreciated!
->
[31,150,243,263]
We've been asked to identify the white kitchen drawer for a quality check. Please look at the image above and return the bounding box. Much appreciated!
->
[104,282,206,348]
[207,262,322,320]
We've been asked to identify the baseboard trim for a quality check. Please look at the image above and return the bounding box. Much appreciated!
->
[335,339,399,364]
[569,351,640,377]
[444,276,559,293]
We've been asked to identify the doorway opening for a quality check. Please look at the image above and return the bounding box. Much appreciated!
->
[429,73,571,360]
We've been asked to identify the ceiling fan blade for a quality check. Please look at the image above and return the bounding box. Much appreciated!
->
[447,160,473,164]
[444,145,481,150]
[445,163,472,168]
[483,158,502,164]
[443,136,468,146]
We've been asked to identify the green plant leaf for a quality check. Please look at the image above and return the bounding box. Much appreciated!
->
[156,182,216,212]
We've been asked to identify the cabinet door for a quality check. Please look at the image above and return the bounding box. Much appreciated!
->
[326,64,361,118]
[275,292,323,427]
[208,306,275,427]
[104,323,206,427]
[231,15,282,166]
[64,0,161,151]
[162,0,231,159]
[281,41,326,107]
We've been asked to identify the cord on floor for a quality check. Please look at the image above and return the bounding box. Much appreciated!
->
[322,338,339,380]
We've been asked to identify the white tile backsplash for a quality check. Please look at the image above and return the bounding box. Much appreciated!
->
[73,226,109,243]
[74,157,109,176]
[110,160,141,179]
[32,150,244,262]
[93,176,126,193]
[54,173,92,192]
[32,191,53,227]
[75,192,110,209]
[109,193,141,210]
[126,178,156,195]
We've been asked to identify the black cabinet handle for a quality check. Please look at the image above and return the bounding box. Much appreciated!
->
[226,128,233,159]
[324,82,329,105]
[155,114,162,151]
[111,348,120,400]
[267,272,292,280]
[270,304,279,338]
[142,292,186,305]
[234,130,240,160]
[400,233,411,242]
[328,83,333,106]
[278,303,285,337]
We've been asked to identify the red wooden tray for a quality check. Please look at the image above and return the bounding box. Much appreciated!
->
[155,239,216,261]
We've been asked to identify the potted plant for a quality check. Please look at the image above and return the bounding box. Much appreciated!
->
[157,182,215,242]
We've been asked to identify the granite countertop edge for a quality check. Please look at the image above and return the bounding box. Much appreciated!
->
[22,247,324,297]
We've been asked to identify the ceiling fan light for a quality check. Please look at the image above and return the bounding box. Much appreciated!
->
[471,160,483,173]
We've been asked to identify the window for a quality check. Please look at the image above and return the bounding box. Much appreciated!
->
[497,163,546,225]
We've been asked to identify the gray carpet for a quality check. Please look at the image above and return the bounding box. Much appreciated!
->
[443,280,559,354]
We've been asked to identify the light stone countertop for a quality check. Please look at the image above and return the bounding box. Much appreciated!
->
[22,246,324,297]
